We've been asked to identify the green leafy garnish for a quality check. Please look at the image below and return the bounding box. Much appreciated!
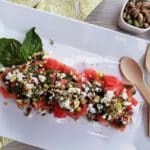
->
[0,39,22,66]
[20,27,42,62]
[0,27,43,67]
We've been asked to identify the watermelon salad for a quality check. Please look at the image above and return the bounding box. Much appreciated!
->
[0,28,138,131]
[0,52,138,131]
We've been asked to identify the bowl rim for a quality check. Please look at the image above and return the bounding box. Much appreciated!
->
[120,0,150,32]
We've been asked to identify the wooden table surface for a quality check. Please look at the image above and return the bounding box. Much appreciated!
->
[2,0,150,150]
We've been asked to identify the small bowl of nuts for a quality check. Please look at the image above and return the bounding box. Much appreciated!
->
[118,0,150,34]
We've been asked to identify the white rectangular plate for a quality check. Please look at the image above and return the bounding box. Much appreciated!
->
[0,1,150,150]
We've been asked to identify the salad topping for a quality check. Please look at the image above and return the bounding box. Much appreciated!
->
[0,55,138,131]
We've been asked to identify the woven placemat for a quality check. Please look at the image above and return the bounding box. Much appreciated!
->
[10,0,103,20]
[0,137,11,149]
[0,0,103,149]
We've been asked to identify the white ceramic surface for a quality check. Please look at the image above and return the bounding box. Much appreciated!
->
[0,0,150,150]
[118,0,150,35]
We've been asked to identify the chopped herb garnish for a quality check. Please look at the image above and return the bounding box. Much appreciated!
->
[49,40,54,46]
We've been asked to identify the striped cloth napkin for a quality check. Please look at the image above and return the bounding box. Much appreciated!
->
[0,0,103,149]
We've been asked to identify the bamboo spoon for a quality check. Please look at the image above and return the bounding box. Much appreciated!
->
[145,44,150,137]
[120,57,150,136]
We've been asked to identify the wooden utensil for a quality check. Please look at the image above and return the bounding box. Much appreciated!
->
[145,44,150,73]
[120,57,150,136]
[145,44,150,137]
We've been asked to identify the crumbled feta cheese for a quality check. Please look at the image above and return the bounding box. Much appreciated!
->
[122,121,127,125]
[88,104,96,114]
[101,96,111,104]
[68,88,81,94]
[55,89,60,92]
[29,73,33,77]
[59,97,64,101]
[39,91,44,95]
[107,115,112,121]
[59,98,74,112]
[77,88,81,94]
[26,90,33,98]
[81,76,86,82]
[105,103,110,107]
[121,89,128,99]
[123,101,132,106]
[87,92,93,98]
[5,72,16,82]
[5,72,12,80]
[31,77,39,85]
[56,73,60,77]
[55,81,61,87]
[25,83,34,90]
[102,114,107,119]
[12,65,16,69]
[101,90,114,104]
[94,81,101,86]
[95,87,101,92]
[57,73,66,79]
[85,86,89,92]
[38,75,46,82]
[73,75,77,80]
[49,96,53,100]
[82,84,86,88]
[60,73,66,79]
[105,90,114,99]
[97,104,103,110]
[16,72,24,82]
[81,92,86,97]
[42,51,52,59]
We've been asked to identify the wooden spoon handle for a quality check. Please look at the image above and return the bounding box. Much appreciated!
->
[138,82,150,105]
[146,73,150,137]
[138,82,150,136]
[148,106,150,137]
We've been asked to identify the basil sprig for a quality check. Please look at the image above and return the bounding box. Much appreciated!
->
[0,27,43,67]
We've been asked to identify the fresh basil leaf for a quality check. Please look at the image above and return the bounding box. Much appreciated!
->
[20,27,43,62]
[0,27,43,67]
[0,38,22,67]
